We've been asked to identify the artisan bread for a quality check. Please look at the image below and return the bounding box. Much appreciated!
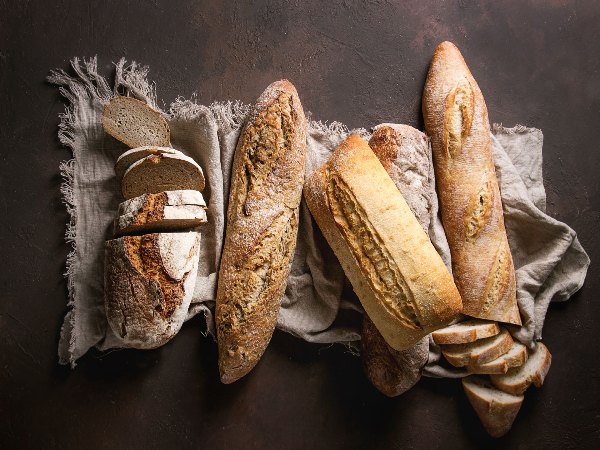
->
[114,146,182,181]
[422,41,520,325]
[462,376,524,438]
[215,80,307,384]
[304,133,462,351]
[113,190,207,237]
[432,319,500,345]
[490,342,552,395]
[102,96,170,148]
[361,124,436,396]
[441,328,513,367]
[104,231,201,349]
[469,341,528,374]
[121,153,205,199]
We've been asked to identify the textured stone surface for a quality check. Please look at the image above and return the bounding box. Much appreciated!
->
[0,0,599,447]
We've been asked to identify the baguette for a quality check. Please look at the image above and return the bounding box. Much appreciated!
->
[304,134,462,351]
[361,124,436,395]
[104,232,201,348]
[422,41,520,325]
[215,80,307,384]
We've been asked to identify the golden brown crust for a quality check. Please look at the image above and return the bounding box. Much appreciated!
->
[304,134,462,351]
[216,80,307,384]
[423,41,520,325]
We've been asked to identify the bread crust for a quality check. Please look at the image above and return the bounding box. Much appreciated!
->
[104,232,201,349]
[423,41,520,325]
[215,80,307,384]
[304,134,461,351]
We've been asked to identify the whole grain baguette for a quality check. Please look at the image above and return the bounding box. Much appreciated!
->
[104,231,201,349]
[114,146,182,182]
[361,124,437,396]
[422,41,520,325]
[462,376,524,438]
[215,80,307,384]
[102,96,170,148]
[121,153,206,199]
[304,134,462,352]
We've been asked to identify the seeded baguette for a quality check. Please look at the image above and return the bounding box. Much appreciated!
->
[102,96,170,148]
[423,41,520,325]
[122,153,205,199]
[115,146,182,182]
[304,134,462,352]
[215,80,307,384]
[104,232,201,349]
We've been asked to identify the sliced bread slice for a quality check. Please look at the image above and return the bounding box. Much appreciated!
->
[442,328,513,367]
[462,376,524,438]
[118,189,206,216]
[114,146,182,181]
[102,96,170,148]
[432,319,500,345]
[490,342,552,395]
[469,341,528,375]
[121,153,206,199]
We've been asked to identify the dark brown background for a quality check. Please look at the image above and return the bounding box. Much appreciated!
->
[1,0,599,448]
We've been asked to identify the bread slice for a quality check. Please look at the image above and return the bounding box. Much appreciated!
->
[118,189,206,216]
[432,319,500,345]
[462,376,524,438]
[114,146,182,181]
[102,96,170,148]
[490,342,552,395]
[104,231,201,349]
[121,153,205,199]
[469,341,528,374]
[442,328,513,367]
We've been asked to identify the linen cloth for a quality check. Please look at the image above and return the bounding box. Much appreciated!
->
[49,58,589,376]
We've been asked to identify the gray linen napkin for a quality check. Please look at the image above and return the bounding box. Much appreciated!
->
[49,58,589,378]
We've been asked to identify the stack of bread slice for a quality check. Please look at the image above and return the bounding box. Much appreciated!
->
[102,96,208,349]
[433,320,552,437]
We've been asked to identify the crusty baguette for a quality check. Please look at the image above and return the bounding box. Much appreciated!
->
[442,328,513,367]
[361,124,436,396]
[469,341,528,374]
[104,231,201,349]
[121,153,205,199]
[422,41,520,325]
[114,190,207,237]
[215,80,307,384]
[462,376,524,438]
[114,146,182,182]
[102,96,170,148]
[304,133,462,352]
[432,319,500,345]
[490,341,552,395]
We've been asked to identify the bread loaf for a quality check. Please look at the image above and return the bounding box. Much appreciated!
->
[121,153,205,199]
[215,80,307,384]
[304,134,461,351]
[114,146,182,182]
[361,124,436,396]
[422,41,520,325]
[102,96,170,148]
[113,190,207,237]
[104,231,201,348]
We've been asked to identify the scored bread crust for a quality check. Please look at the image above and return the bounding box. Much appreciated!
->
[114,146,182,181]
[422,41,520,325]
[215,80,307,384]
[304,134,462,352]
[462,376,524,438]
[121,153,206,199]
[432,319,500,345]
[490,341,552,395]
[102,96,170,148]
[104,232,201,349]
[113,190,207,237]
